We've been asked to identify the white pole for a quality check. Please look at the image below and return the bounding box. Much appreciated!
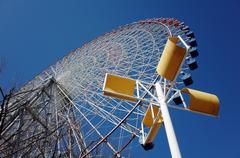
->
[155,82,182,158]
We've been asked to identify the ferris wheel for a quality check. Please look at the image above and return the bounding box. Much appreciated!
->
[0,18,219,158]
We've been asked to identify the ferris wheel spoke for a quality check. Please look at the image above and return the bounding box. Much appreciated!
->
[56,84,120,156]
[74,99,141,138]
[83,99,142,134]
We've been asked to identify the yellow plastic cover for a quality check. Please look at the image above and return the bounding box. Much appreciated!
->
[181,88,220,116]
[103,73,136,102]
[145,121,162,144]
[143,105,163,144]
[157,37,187,81]
[143,105,163,128]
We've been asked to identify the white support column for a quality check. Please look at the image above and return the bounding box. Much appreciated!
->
[155,82,182,158]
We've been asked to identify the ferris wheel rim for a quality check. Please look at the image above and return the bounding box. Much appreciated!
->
[4,18,199,158]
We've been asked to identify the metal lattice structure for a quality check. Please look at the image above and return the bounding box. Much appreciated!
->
[0,18,199,157]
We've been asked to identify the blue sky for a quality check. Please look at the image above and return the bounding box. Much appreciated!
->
[0,0,240,157]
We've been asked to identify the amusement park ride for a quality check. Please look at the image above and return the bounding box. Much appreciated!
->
[0,18,219,158]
